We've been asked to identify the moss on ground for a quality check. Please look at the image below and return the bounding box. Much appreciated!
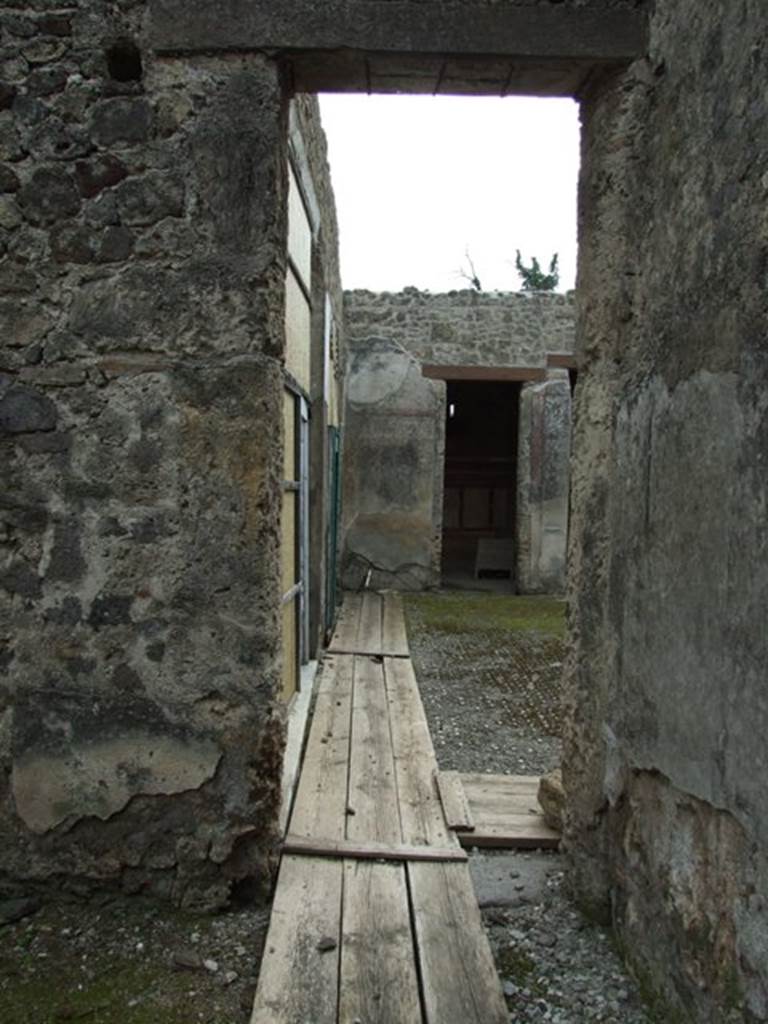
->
[0,897,261,1024]
[0,963,200,1024]
[404,592,566,638]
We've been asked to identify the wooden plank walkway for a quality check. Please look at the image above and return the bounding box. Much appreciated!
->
[440,772,560,850]
[252,592,508,1024]
[327,591,410,657]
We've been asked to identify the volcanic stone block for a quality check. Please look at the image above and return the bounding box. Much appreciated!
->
[115,170,184,225]
[29,117,91,161]
[0,164,20,192]
[0,386,57,433]
[26,67,67,96]
[89,97,152,146]
[75,153,128,197]
[17,166,80,224]
[0,82,17,110]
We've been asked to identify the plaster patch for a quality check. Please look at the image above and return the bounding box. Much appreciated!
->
[347,342,411,406]
[11,733,221,834]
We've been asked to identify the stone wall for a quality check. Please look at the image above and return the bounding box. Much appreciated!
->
[344,288,574,367]
[563,1,768,1019]
[151,0,649,97]
[4,4,766,1016]
[0,2,315,909]
[341,290,574,591]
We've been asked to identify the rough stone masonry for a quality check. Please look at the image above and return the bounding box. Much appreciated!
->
[0,1,293,910]
[1,2,767,1022]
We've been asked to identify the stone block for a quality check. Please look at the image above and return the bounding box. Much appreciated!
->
[89,97,152,147]
[50,223,94,263]
[0,112,24,161]
[0,562,42,599]
[74,153,128,197]
[0,82,17,110]
[0,386,57,433]
[0,164,20,192]
[115,170,184,225]
[46,517,86,582]
[0,195,21,229]
[17,165,80,224]
[11,95,47,127]
[29,116,91,161]
[22,38,69,65]
[26,67,67,96]
[537,769,564,832]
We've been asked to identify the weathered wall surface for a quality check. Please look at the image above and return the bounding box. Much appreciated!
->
[0,3,290,907]
[342,291,574,591]
[516,370,572,593]
[341,336,445,591]
[564,2,768,1019]
[345,288,574,368]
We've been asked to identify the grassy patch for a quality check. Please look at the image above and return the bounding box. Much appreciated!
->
[404,593,567,637]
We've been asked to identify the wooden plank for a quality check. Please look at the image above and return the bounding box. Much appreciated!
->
[385,657,457,849]
[460,776,545,818]
[355,591,383,655]
[459,772,542,793]
[283,834,467,863]
[422,364,547,382]
[250,855,342,1024]
[328,593,362,653]
[340,861,423,1024]
[461,792,540,818]
[408,861,508,1024]
[381,592,410,657]
[347,654,401,844]
[466,806,541,827]
[458,824,559,850]
[435,771,475,832]
[457,772,559,849]
[288,654,354,840]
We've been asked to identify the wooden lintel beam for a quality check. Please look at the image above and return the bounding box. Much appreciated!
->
[422,365,547,382]
[547,353,577,369]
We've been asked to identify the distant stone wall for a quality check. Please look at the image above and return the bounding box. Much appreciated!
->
[341,291,575,593]
[344,288,575,368]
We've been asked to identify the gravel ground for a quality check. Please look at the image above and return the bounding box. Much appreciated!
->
[405,589,656,1024]
[0,894,269,1024]
[407,617,563,776]
[1,590,655,1024]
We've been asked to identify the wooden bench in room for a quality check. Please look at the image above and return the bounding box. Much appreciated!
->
[474,537,516,579]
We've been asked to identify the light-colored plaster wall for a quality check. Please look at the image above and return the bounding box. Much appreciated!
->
[341,290,575,592]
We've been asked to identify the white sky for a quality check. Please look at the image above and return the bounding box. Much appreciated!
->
[318,94,581,294]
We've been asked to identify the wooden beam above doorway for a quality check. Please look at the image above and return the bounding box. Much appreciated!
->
[422,364,547,382]
[547,353,577,370]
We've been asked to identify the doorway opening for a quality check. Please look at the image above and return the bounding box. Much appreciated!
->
[441,380,520,590]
